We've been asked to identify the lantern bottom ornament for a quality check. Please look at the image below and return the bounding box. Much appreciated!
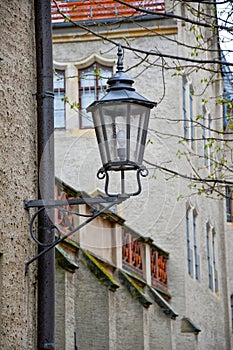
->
[97,163,149,197]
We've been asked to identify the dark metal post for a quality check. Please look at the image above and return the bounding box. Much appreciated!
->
[34,0,55,349]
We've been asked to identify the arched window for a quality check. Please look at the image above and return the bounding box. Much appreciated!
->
[182,75,195,149]
[186,205,199,279]
[206,222,218,293]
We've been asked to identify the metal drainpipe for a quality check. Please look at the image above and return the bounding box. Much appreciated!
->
[34,0,55,349]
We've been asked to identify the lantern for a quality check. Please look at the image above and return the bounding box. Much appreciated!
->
[87,45,157,196]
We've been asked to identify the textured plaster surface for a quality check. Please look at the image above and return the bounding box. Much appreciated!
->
[75,254,110,349]
[0,2,37,349]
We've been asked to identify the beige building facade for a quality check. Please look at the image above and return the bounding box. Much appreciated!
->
[52,1,233,349]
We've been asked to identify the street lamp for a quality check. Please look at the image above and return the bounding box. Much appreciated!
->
[24,44,156,266]
[87,45,157,196]
[24,43,156,350]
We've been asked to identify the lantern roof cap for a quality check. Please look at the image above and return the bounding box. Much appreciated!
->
[106,44,135,91]
[87,44,157,111]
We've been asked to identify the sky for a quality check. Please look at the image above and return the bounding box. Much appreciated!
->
[217,1,233,68]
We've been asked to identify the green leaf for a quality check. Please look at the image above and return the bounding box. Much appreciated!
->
[196,114,202,121]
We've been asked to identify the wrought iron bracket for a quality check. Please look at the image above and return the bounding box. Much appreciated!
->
[24,194,129,274]
[24,195,126,210]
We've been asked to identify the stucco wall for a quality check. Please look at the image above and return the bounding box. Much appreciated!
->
[75,256,110,350]
[0,2,37,349]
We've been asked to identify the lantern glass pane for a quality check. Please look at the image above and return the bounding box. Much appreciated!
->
[93,102,150,168]
[129,104,150,164]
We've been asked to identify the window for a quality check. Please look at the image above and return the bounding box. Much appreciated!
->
[182,76,188,140]
[202,106,212,169]
[231,295,233,332]
[206,223,218,293]
[186,206,199,279]
[122,230,143,275]
[226,186,233,222]
[223,94,233,129]
[182,76,194,148]
[202,106,207,165]
[193,211,199,280]
[54,70,65,128]
[79,63,112,128]
[189,86,194,149]
[186,208,191,275]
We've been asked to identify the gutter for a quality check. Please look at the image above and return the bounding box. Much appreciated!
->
[34,0,55,349]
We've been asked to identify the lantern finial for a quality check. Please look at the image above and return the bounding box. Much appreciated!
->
[117,44,124,72]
